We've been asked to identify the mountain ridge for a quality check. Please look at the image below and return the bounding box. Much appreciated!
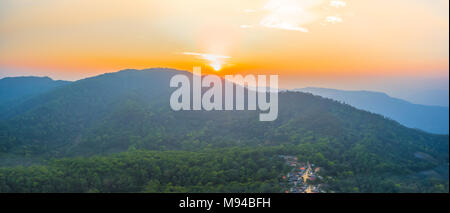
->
[0,76,71,117]
[0,68,447,192]
[294,87,449,134]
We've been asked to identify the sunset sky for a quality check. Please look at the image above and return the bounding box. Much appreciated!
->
[0,0,448,105]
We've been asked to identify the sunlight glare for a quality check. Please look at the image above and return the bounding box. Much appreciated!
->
[181,52,230,72]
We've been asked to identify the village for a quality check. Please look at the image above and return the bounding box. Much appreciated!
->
[280,155,325,193]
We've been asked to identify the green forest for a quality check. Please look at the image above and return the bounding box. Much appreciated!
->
[1,146,447,193]
[0,69,448,193]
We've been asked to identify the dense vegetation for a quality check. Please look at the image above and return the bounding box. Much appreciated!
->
[0,69,448,193]
[0,146,446,193]
[0,147,289,193]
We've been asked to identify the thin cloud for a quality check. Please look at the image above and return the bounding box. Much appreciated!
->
[242,0,347,32]
[325,16,343,24]
[259,0,320,32]
[181,52,231,71]
[330,1,347,8]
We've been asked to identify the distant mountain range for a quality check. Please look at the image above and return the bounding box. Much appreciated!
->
[400,89,449,107]
[294,87,449,134]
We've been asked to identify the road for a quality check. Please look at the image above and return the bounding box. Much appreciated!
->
[302,162,313,193]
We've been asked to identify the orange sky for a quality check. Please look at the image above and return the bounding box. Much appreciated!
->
[0,0,448,92]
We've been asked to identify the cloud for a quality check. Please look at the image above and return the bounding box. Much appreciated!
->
[242,0,346,32]
[330,1,347,8]
[181,52,231,71]
[325,16,343,24]
[258,0,324,32]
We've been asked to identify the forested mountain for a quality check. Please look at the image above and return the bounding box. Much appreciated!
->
[0,76,70,118]
[0,68,448,192]
[294,87,449,134]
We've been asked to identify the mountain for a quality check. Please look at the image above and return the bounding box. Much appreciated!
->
[0,68,448,192]
[294,87,449,134]
[0,76,70,116]
[400,89,449,107]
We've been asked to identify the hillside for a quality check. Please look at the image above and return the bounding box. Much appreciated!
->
[294,87,449,134]
[0,76,70,118]
[0,68,448,192]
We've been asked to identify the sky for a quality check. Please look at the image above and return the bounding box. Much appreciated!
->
[0,0,449,105]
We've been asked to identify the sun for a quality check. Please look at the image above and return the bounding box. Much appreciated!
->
[181,52,230,72]
[211,62,222,71]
